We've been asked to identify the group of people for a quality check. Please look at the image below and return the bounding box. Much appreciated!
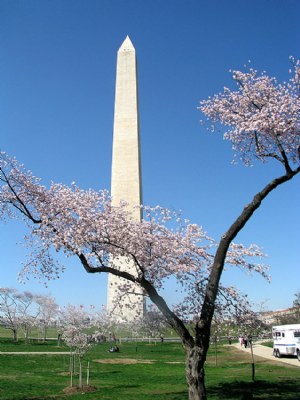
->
[108,332,119,353]
[239,335,252,348]
[108,345,120,353]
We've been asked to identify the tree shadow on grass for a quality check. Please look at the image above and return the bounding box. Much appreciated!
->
[150,391,188,400]
[209,379,300,399]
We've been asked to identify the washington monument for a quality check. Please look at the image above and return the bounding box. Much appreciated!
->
[107,36,145,321]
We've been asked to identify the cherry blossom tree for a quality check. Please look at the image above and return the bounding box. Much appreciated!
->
[0,58,299,400]
[35,294,58,341]
[0,288,57,343]
[16,290,38,343]
[59,305,93,388]
[234,309,267,382]
[138,305,167,339]
[0,288,22,341]
[0,158,270,396]
[91,306,118,341]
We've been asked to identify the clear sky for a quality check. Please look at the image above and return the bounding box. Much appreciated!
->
[1,0,299,313]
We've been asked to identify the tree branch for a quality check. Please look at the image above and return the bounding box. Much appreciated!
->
[77,252,139,283]
[139,275,195,348]
[0,167,41,224]
[199,165,300,338]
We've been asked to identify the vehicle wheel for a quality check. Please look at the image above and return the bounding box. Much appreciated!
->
[273,348,277,357]
[276,349,281,358]
[297,350,300,362]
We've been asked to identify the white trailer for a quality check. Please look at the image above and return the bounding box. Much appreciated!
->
[272,324,300,361]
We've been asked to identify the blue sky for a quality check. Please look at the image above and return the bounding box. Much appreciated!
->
[1,0,299,313]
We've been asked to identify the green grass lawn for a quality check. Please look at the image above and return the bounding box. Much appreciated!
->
[0,338,299,399]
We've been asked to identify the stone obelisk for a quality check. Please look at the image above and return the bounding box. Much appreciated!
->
[107,36,144,321]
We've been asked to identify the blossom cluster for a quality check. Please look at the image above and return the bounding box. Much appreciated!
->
[199,59,300,167]
[0,152,270,318]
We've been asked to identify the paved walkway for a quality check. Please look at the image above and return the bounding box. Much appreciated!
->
[232,342,300,367]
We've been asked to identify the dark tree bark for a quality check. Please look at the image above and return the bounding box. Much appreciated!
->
[185,344,208,400]
[12,328,18,342]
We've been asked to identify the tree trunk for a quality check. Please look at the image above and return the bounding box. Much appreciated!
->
[185,344,207,400]
[25,326,30,344]
[249,342,255,382]
[78,357,82,389]
[69,352,74,387]
[43,325,47,342]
